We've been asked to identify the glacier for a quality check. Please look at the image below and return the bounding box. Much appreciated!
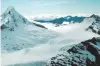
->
[1,6,100,66]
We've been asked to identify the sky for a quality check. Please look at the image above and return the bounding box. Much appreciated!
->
[1,0,100,17]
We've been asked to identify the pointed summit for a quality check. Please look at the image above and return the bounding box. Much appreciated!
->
[2,6,17,16]
[1,6,29,30]
[6,6,15,11]
[90,14,100,21]
[90,14,99,18]
[2,6,28,23]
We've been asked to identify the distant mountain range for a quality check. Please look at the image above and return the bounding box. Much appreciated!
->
[34,16,85,24]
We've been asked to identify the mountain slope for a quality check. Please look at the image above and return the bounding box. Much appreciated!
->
[1,6,29,31]
[86,14,100,35]
[47,37,100,66]
[1,6,58,52]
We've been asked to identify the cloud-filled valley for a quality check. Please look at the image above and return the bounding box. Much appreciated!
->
[1,6,100,66]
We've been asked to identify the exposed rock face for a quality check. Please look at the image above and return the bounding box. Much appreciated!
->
[32,22,47,29]
[87,14,100,35]
[46,37,100,66]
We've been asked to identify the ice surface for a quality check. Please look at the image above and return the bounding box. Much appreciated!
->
[1,7,100,66]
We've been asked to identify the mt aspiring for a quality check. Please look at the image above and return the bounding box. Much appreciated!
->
[1,6,57,52]
[1,6,100,66]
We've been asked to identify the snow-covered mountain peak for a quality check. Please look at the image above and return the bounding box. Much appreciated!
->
[1,6,29,30]
[90,14,100,21]
[5,6,15,14]
[86,15,100,35]
[90,14,99,18]
[2,6,18,18]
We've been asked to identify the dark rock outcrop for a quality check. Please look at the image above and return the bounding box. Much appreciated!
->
[32,23,47,29]
[47,37,100,66]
